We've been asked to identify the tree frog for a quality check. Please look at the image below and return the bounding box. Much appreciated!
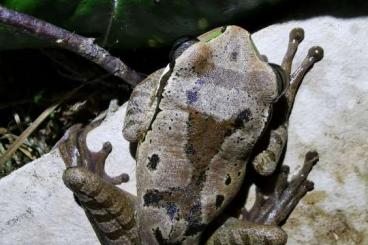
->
[59,25,323,245]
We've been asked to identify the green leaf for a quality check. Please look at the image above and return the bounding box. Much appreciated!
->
[0,0,286,50]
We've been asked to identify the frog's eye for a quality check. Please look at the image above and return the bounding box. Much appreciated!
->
[169,37,199,68]
[269,63,288,102]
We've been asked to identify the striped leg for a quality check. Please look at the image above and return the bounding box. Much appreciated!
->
[63,168,138,244]
[206,218,286,245]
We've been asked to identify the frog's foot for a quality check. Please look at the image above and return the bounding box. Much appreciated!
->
[63,167,138,245]
[58,119,129,185]
[281,28,305,76]
[59,121,138,244]
[285,45,323,109]
[281,28,324,112]
[244,151,319,226]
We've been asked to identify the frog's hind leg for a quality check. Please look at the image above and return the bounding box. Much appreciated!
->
[244,151,319,226]
[123,68,164,143]
[209,151,318,245]
[205,217,287,245]
[59,121,138,245]
[252,124,287,176]
[64,168,138,244]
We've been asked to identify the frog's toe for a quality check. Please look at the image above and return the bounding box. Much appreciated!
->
[285,44,324,108]
[287,151,318,192]
[308,46,324,62]
[281,27,304,76]
[274,165,290,196]
[58,120,130,186]
[244,151,319,226]
[262,151,318,225]
[289,28,304,44]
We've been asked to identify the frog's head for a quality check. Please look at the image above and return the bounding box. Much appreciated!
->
[168,26,288,115]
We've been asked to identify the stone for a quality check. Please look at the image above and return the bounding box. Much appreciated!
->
[252,16,368,245]
[0,16,367,244]
[0,104,135,245]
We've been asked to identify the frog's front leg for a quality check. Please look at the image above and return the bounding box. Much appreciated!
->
[207,151,319,245]
[123,68,164,143]
[58,121,138,245]
[253,28,323,176]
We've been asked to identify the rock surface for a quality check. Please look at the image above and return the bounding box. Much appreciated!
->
[253,17,368,245]
[0,105,136,245]
[0,16,367,244]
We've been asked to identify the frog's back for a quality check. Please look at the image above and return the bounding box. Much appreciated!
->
[135,26,277,244]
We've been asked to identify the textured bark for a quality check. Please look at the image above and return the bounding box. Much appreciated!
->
[0,5,143,86]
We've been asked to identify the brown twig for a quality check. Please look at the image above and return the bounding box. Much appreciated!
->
[0,5,143,86]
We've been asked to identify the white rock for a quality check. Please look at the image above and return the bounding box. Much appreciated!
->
[0,16,367,244]
[252,16,368,245]
[0,104,135,245]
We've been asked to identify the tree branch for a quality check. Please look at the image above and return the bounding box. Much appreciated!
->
[0,5,143,87]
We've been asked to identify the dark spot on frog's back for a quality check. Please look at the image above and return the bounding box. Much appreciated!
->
[234,109,252,128]
[147,154,160,171]
[143,189,163,206]
[225,174,231,185]
[185,143,196,155]
[154,227,181,245]
[195,79,205,85]
[186,90,198,104]
[230,51,238,61]
[216,195,225,209]
[184,202,206,236]
[166,203,179,221]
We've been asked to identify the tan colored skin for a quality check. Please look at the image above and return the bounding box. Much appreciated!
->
[59,26,323,245]
[127,26,282,245]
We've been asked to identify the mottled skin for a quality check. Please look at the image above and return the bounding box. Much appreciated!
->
[59,26,323,245]
[125,26,285,244]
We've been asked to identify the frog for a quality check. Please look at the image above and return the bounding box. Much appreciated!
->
[58,25,323,245]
